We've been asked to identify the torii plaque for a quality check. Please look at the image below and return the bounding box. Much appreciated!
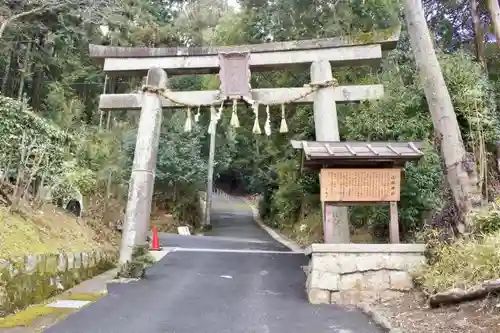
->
[218,52,252,101]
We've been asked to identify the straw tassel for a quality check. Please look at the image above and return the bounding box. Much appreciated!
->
[279,104,288,133]
[208,106,217,134]
[184,107,192,132]
[217,101,224,121]
[194,106,201,123]
[264,105,271,136]
[227,121,236,142]
[252,103,261,135]
[230,99,240,128]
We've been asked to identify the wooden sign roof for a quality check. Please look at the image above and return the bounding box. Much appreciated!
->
[290,140,424,169]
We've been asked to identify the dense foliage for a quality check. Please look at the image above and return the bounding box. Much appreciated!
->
[1,0,500,241]
[208,1,500,241]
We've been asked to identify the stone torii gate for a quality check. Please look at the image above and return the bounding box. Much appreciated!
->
[89,29,400,267]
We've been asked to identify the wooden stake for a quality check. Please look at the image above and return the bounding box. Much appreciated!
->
[389,201,400,244]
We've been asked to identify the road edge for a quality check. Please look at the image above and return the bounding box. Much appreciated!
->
[0,268,118,332]
[239,196,304,253]
[356,303,404,333]
[0,249,175,332]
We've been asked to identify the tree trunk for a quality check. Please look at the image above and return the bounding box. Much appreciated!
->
[487,0,500,48]
[0,19,10,39]
[17,42,32,100]
[32,34,46,111]
[402,0,482,233]
[470,0,487,69]
[1,52,12,93]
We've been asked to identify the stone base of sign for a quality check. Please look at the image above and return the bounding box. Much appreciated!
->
[304,243,426,304]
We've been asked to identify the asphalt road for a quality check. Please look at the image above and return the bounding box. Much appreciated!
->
[45,195,381,333]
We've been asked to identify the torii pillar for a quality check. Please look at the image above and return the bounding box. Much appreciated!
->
[311,60,350,243]
[119,67,167,267]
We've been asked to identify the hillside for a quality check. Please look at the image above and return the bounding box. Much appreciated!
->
[0,203,117,259]
[0,95,121,260]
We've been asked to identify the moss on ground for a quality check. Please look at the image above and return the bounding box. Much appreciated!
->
[0,194,118,323]
[0,290,107,328]
[0,304,71,328]
[63,292,105,302]
[0,255,116,316]
[117,245,155,279]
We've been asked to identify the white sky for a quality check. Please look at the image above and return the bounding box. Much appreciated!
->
[227,0,240,9]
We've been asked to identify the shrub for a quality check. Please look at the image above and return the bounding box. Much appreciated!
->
[415,203,500,293]
[0,95,93,202]
[470,203,500,236]
[0,95,75,175]
[415,232,500,293]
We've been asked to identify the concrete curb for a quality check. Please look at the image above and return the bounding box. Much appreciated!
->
[356,303,404,333]
[239,197,304,253]
[149,248,174,262]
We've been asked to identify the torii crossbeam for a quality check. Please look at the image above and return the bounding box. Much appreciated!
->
[98,85,384,110]
[89,28,399,76]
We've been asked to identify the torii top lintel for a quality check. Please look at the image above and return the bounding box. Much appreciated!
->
[89,27,400,76]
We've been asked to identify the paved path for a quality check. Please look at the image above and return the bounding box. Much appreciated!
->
[45,195,381,333]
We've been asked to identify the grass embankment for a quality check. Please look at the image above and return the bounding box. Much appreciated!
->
[416,205,500,293]
[0,202,117,327]
[0,203,116,258]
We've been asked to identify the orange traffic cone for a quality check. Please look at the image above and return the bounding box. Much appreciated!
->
[151,226,161,251]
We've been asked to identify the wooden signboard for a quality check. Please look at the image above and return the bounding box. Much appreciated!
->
[320,168,401,202]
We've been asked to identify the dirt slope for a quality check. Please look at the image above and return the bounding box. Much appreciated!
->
[0,203,117,259]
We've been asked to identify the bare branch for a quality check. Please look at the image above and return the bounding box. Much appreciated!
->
[0,3,53,38]
[0,0,119,39]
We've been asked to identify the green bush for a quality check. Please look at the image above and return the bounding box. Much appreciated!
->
[0,95,94,199]
[0,95,74,170]
[470,204,500,236]
[415,232,500,293]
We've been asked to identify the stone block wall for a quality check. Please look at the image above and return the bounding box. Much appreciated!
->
[305,243,426,304]
[0,250,117,316]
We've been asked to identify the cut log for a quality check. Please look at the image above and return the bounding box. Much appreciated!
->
[429,279,500,308]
